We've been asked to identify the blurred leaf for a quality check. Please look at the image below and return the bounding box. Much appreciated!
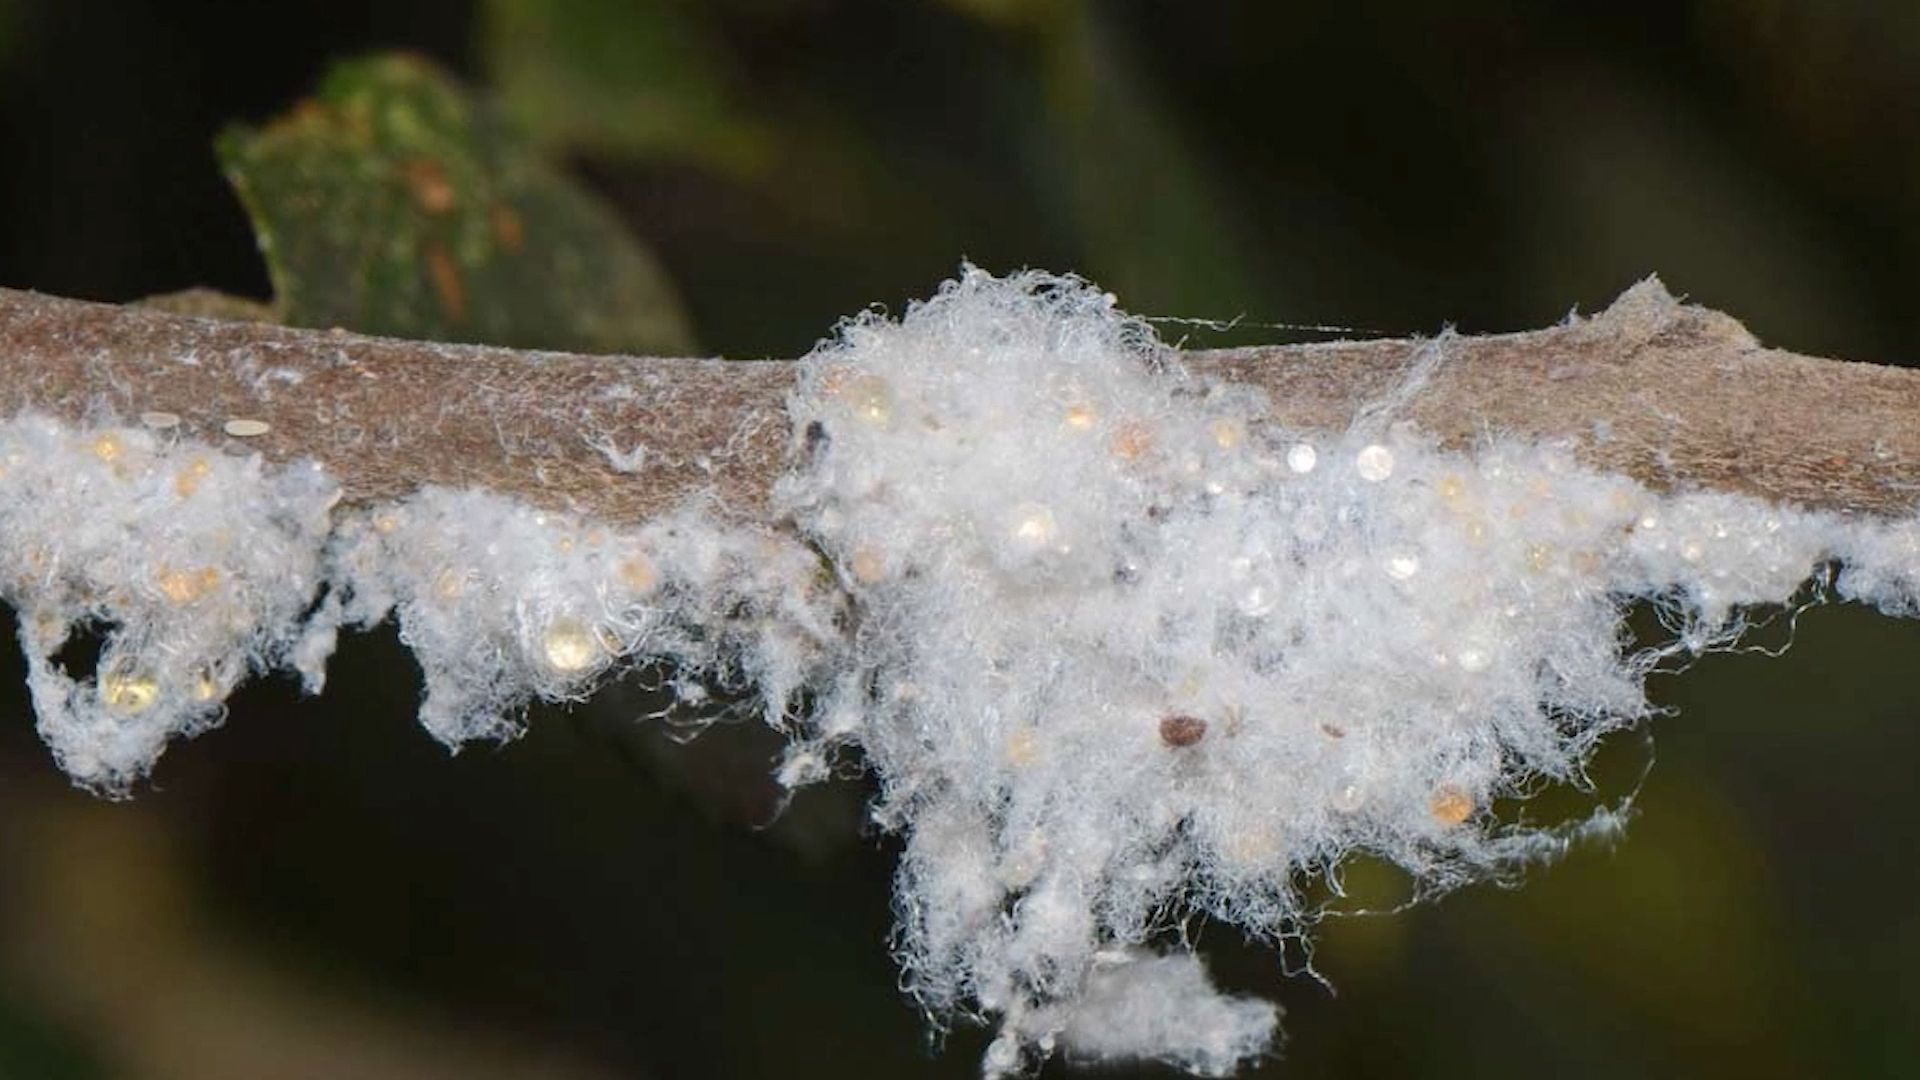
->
[1458,781,1802,1072]
[479,0,769,175]
[1038,9,1262,317]
[219,52,695,355]
[0,993,111,1080]
[936,0,1077,33]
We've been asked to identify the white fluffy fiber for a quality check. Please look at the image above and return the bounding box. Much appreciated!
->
[0,415,340,790]
[775,268,1880,1074]
[328,489,837,750]
[4,267,1918,1075]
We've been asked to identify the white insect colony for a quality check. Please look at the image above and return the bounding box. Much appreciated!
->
[328,488,835,751]
[0,417,340,789]
[2,267,1918,1076]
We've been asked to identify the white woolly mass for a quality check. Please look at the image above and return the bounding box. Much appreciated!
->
[1053,951,1280,1075]
[774,269,1917,1075]
[0,415,340,790]
[4,267,1918,1075]
[328,489,838,749]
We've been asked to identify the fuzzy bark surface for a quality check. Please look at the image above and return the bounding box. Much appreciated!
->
[1,280,1912,521]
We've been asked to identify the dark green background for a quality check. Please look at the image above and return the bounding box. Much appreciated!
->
[1,2,1918,1078]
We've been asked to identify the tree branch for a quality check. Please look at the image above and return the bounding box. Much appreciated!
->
[2,279,1914,521]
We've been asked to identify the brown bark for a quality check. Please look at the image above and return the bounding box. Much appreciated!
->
[1,279,1914,523]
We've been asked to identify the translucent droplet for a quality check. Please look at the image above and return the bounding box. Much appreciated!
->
[541,617,602,673]
[1063,404,1097,431]
[1004,728,1039,766]
[101,672,159,714]
[618,551,658,594]
[984,1035,1020,1074]
[1525,543,1554,572]
[842,374,894,426]
[1110,420,1155,461]
[191,668,223,702]
[1355,444,1394,482]
[849,545,887,583]
[1286,442,1318,474]
[1237,584,1273,617]
[174,456,210,498]
[1331,764,1366,811]
[1384,551,1420,580]
[1007,502,1058,550]
[156,565,219,604]
[1428,784,1474,826]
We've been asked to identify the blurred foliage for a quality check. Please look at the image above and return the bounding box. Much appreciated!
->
[1032,8,1262,318]
[480,0,769,175]
[935,0,1078,31]
[0,993,108,1080]
[218,53,694,354]
[466,0,1286,352]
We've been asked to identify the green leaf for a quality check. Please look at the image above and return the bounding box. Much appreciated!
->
[218,52,695,355]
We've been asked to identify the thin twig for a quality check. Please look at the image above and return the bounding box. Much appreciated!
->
[2,278,1914,521]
